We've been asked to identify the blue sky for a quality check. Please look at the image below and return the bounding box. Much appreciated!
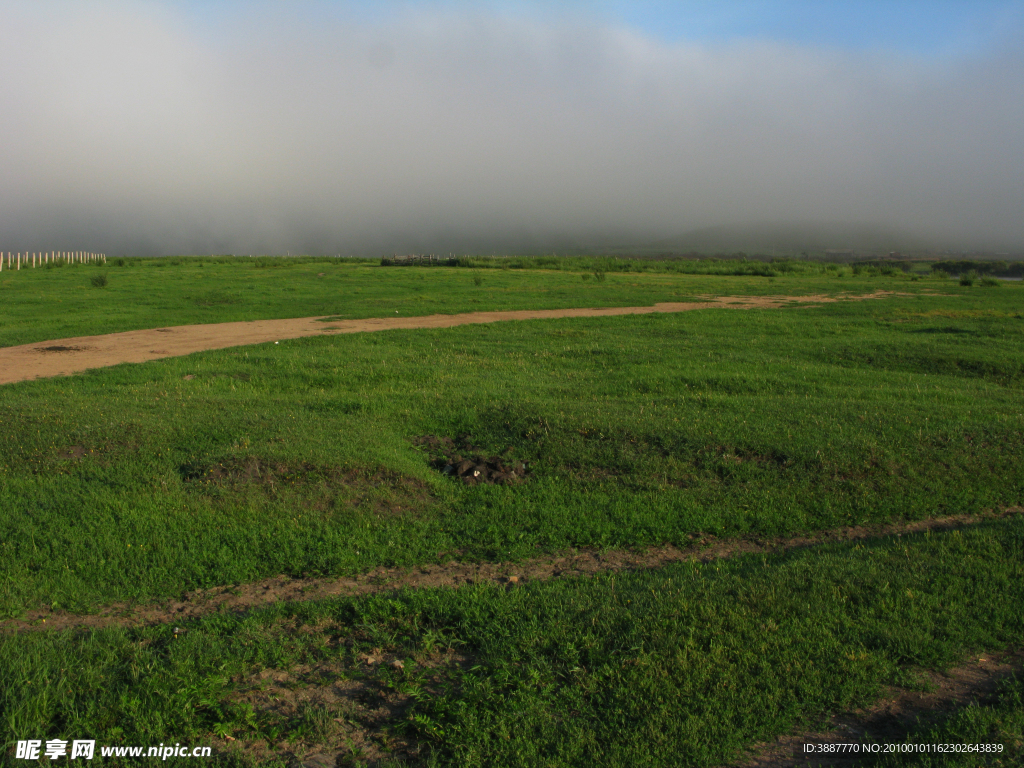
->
[599,0,1023,55]
[184,1,1023,56]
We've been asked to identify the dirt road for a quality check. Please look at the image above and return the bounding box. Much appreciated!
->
[0,292,890,385]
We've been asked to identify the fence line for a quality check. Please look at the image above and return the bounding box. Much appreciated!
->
[0,251,106,272]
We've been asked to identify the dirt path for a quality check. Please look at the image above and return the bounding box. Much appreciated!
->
[0,291,894,385]
[6,506,1019,634]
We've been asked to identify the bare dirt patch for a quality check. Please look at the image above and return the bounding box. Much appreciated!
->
[0,291,898,385]
[729,649,1024,767]
[6,507,1020,635]
[215,639,472,767]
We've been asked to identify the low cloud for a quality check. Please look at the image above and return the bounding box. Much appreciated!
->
[1,2,1022,254]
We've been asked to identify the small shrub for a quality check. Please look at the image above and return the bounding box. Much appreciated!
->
[594,270,606,282]
[980,277,1001,287]
[90,274,108,288]
[111,258,126,267]
[960,270,978,287]
[473,275,484,286]
[581,273,591,281]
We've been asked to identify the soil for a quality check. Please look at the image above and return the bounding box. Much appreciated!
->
[0,291,897,385]
[34,345,89,353]
[214,646,474,767]
[5,506,1019,634]
[413,434,529,486]
[728,649,1024,767]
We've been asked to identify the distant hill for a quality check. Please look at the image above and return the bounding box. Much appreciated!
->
[627,222,942,257]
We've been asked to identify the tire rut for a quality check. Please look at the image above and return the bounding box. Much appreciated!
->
[5,507,1020,634]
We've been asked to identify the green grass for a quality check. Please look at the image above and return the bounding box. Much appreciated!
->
[2,517,1021,766]
[1,259,1022,765]
[1,279,1022,616]
[0,254,949,348]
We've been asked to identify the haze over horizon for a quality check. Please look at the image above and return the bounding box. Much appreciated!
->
[1,1,1022,256]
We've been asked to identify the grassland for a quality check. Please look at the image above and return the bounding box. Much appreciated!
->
[0,254,918,347]
[2,520,1022,766]
[0,257,1021,765]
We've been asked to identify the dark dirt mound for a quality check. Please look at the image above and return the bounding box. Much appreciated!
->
[414,434,530,486]
[35,345,87,353]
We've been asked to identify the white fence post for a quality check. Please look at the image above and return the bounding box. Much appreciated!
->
[0,249,105,271]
